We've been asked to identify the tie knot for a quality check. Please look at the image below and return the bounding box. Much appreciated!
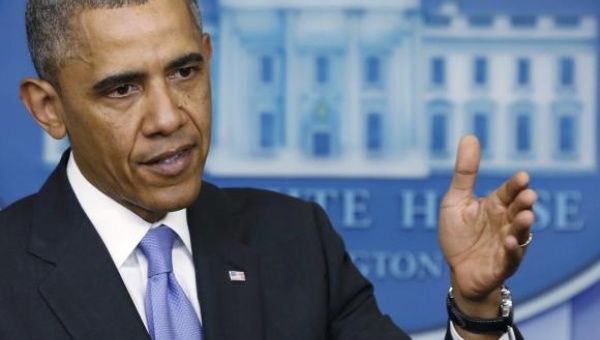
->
[139,225,177,277]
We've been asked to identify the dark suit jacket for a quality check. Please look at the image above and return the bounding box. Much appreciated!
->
[0,153,411,340]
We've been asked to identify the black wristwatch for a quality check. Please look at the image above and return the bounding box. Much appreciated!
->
[446,286,513,334]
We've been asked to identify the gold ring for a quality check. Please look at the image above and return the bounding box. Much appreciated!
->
[519,232,533,248]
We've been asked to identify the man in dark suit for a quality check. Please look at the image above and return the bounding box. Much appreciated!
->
[2,0,536,339]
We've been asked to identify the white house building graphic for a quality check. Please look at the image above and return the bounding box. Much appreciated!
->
[43,0,598,178]
[205,0,598,177]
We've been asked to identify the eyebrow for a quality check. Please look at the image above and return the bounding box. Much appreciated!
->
[91,53,204,94]
[166,52,204,71]
[92,71,145,94]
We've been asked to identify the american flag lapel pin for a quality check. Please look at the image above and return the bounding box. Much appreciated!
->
[228,270,246,282]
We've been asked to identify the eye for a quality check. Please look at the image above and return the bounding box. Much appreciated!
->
[179,67,193,78]
[169,66,197,81]
[107,84,139,98]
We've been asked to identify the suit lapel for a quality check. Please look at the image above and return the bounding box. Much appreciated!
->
[28,153,149,340]
[188,183,264,340]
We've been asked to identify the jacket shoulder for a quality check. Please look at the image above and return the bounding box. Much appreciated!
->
[0,194,37,257]
[0,194,37,227]
[223,187,312,211]
[221,187,323,245]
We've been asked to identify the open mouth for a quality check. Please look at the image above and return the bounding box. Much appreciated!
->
[155,149,189,165]
[141,145,195,176]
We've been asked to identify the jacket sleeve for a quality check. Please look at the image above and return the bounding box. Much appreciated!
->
[310,202,411,340]
[312,201,525,340]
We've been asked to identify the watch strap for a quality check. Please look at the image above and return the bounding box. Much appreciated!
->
[446,287,514,334]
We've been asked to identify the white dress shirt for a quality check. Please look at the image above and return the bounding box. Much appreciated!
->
[450,322,514,340]
[66,154,202,329]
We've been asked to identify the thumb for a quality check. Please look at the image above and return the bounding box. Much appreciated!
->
[448,134,481,198]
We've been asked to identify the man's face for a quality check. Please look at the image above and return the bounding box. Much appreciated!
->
[55,0,212,221]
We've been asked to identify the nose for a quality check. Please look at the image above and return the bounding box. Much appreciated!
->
[142,81,187,137]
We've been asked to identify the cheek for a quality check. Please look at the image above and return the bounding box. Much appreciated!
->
[182,84,212,132]
[89,131,132,174]
[78,116,138,175]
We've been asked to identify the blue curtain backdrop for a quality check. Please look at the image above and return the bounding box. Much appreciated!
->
[1,1,600,339]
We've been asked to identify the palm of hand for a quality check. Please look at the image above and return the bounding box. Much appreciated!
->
[440,195,513,299]
[439,136,536,301]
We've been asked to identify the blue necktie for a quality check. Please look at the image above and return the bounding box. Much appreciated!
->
[138,225,203,340]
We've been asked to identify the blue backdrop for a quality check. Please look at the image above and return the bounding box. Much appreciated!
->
[1,0,600,338]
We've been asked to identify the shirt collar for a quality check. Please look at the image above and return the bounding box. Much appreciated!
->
[66,152,193,268]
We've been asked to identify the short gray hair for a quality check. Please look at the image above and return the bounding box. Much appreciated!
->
[25,0,202,87]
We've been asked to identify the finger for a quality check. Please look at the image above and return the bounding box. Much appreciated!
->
[494,171,530,207]
[448,135,480,196]
[511,210,535,245]
[507,189,537,222]
[503,235,524,277]
[501,210,535,278]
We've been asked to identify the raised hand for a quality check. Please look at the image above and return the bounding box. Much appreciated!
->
[439,135,536,313]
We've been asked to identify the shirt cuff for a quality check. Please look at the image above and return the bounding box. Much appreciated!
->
[450,321,516,340]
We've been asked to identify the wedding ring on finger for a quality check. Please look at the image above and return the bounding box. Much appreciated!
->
[518,232,533,248]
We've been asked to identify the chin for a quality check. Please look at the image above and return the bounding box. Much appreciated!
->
[152,180,202,212]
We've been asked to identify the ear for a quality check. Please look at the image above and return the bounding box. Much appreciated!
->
[19,78,67,140]
[201,32,213,62]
